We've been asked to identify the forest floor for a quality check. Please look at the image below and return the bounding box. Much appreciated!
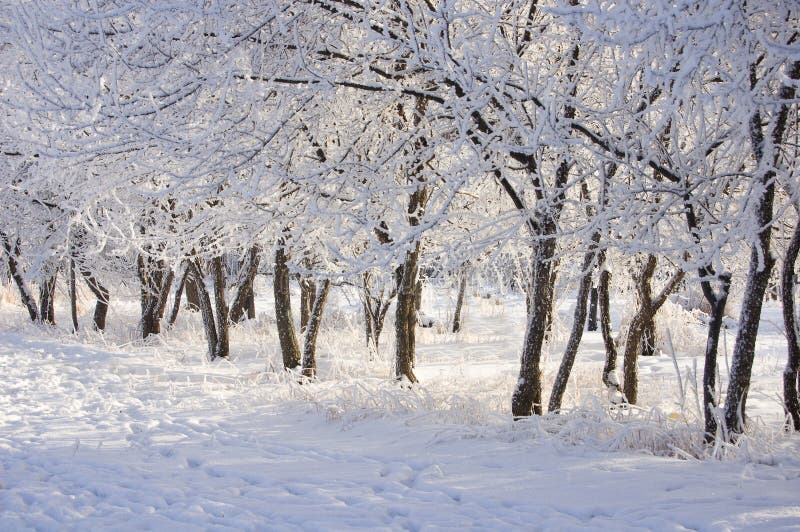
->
[1,283,799,530]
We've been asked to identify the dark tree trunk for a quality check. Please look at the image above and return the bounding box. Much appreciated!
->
[622,255,684,405]
[189,260,218,359]
[38,269,57,325]
[451,269,468,333]
[68,227,109,331]
[598,256,619,392]
[80,271,109,331]
[246,289,256,320]
[701,274,731,439]
[167,263,189,327]
[621,255,657,405]
[69,259,78,332]
[549,241,597,412]
[782,219,800,431]
[184,270,201,311]
[140,266,171,338]
[512,236,558,417]
[511,38,580,417]
[274,243,301,370]
[229,246,260,323]
[137,255,171,338]
[395,244,420,383]
[587,286,598,332]
[392,94,430,382]
[155,268,174,321]
[640,317,656,357]
[211,256,229,359]
[299,278,317,334]
[723,60,797,437]
[302,279,331,379]
[724,245,775,434]
[362,272,396,354]
[1,232,39,321]
[363,298,373,348]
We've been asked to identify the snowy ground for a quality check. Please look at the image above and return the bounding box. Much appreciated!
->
[1,284,800,530]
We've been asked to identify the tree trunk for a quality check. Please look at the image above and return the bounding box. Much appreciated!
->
[701,274,731,439]
[1,232,39,321]
[299,278,317,334]
[139,267,171,337]
[69,259,78,332]
[274,243,301,370]
[621,255,657,404]
[184,270,201,311]
[364,299,374,349]
[229,246,260,323]
[137,255,170,338]
[79,271,109,331]
[362,272,396,354]
[38,269,57,325]
[641,317,656,357]
[211,256,229,359]
[782,219,800,431]
[168,262,189,327]
[512,236,558,417]
[549,242,597,412]
[67,227,109,331]
[395,245,420,383]
[451,268,468,333]
[391,93,430,382]
[723,60,797,437]
[246,289,256,320]
[724,244,775,434]
[622,255,684,405]
[189,260,218,359]
[587,286,598,332]
[155,268,174,321]
[302,279,331,378]
[598,256,619,392]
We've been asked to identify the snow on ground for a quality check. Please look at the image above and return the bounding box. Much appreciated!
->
[1,284,800,530]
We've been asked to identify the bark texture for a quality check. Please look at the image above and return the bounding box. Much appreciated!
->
[69,259,78,332]
[622,255,684,405]
[299,278,317,334]
[395,245,420,383]
[211,256,229,359]
[168,263,189,327]
[38,269,57,325]
[598,259,619,392]
[137,255,172,338]
[587,286,598,332]
[184,273,201,311]
[79,269,110,332]
[723,60,798,436]
[782,219,800,430]
[0,232,39,321]
[302,279,331,379]
[451,269,468,333]
[274,244,301,370]
[229,246,260,323]
[362,272,396,354]
[549,243,597,412]
[189,259,218,359]
[511,37,579,418]
[512,237,558,417]
[699,273,731,439]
